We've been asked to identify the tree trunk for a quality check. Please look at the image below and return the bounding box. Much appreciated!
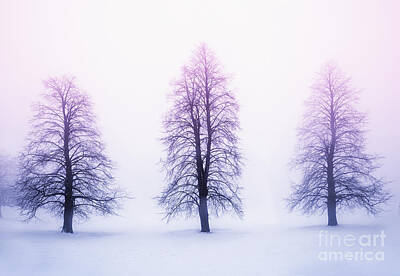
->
[327,173,338,226]
[325,162,338,226]
[326,156,338,226]
[62,194,74,233]
[326,139,337,226]
[327,162,338,226]
[199,196,210,232]
[62,118,74,233]
[327,197,337,226]
[327,89,338,226]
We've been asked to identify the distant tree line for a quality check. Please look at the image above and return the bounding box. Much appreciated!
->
[0,155,17,217]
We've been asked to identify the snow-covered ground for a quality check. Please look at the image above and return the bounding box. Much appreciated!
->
[0,207,399,276]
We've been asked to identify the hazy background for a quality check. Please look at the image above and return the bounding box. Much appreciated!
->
[0,0,399,227]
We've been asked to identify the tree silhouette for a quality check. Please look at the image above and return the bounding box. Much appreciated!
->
[159,44,242,232]
[288,63,391,225]
[16,76,122,233]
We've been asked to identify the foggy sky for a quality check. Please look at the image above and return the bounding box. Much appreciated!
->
[0,0,399,225]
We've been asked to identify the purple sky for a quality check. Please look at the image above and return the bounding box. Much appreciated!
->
[0,0,399,224]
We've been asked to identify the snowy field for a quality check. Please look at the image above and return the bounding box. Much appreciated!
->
[1,207,399,276]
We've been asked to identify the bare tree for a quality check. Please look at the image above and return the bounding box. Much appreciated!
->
[15,76,122,233]
[158,44,242,232]
[288,63,391,226]
[0,155,16,218]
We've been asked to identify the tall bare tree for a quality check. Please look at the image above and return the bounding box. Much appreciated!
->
[159,44,242,232]
[16,76,122,233]
[288,63,391,226]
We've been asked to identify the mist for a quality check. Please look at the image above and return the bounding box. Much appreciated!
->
[0,0,399,227]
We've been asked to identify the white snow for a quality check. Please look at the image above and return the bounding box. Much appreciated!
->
[0,207,399,276]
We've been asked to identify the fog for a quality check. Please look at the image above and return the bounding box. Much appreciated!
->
[0,0,399,227]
